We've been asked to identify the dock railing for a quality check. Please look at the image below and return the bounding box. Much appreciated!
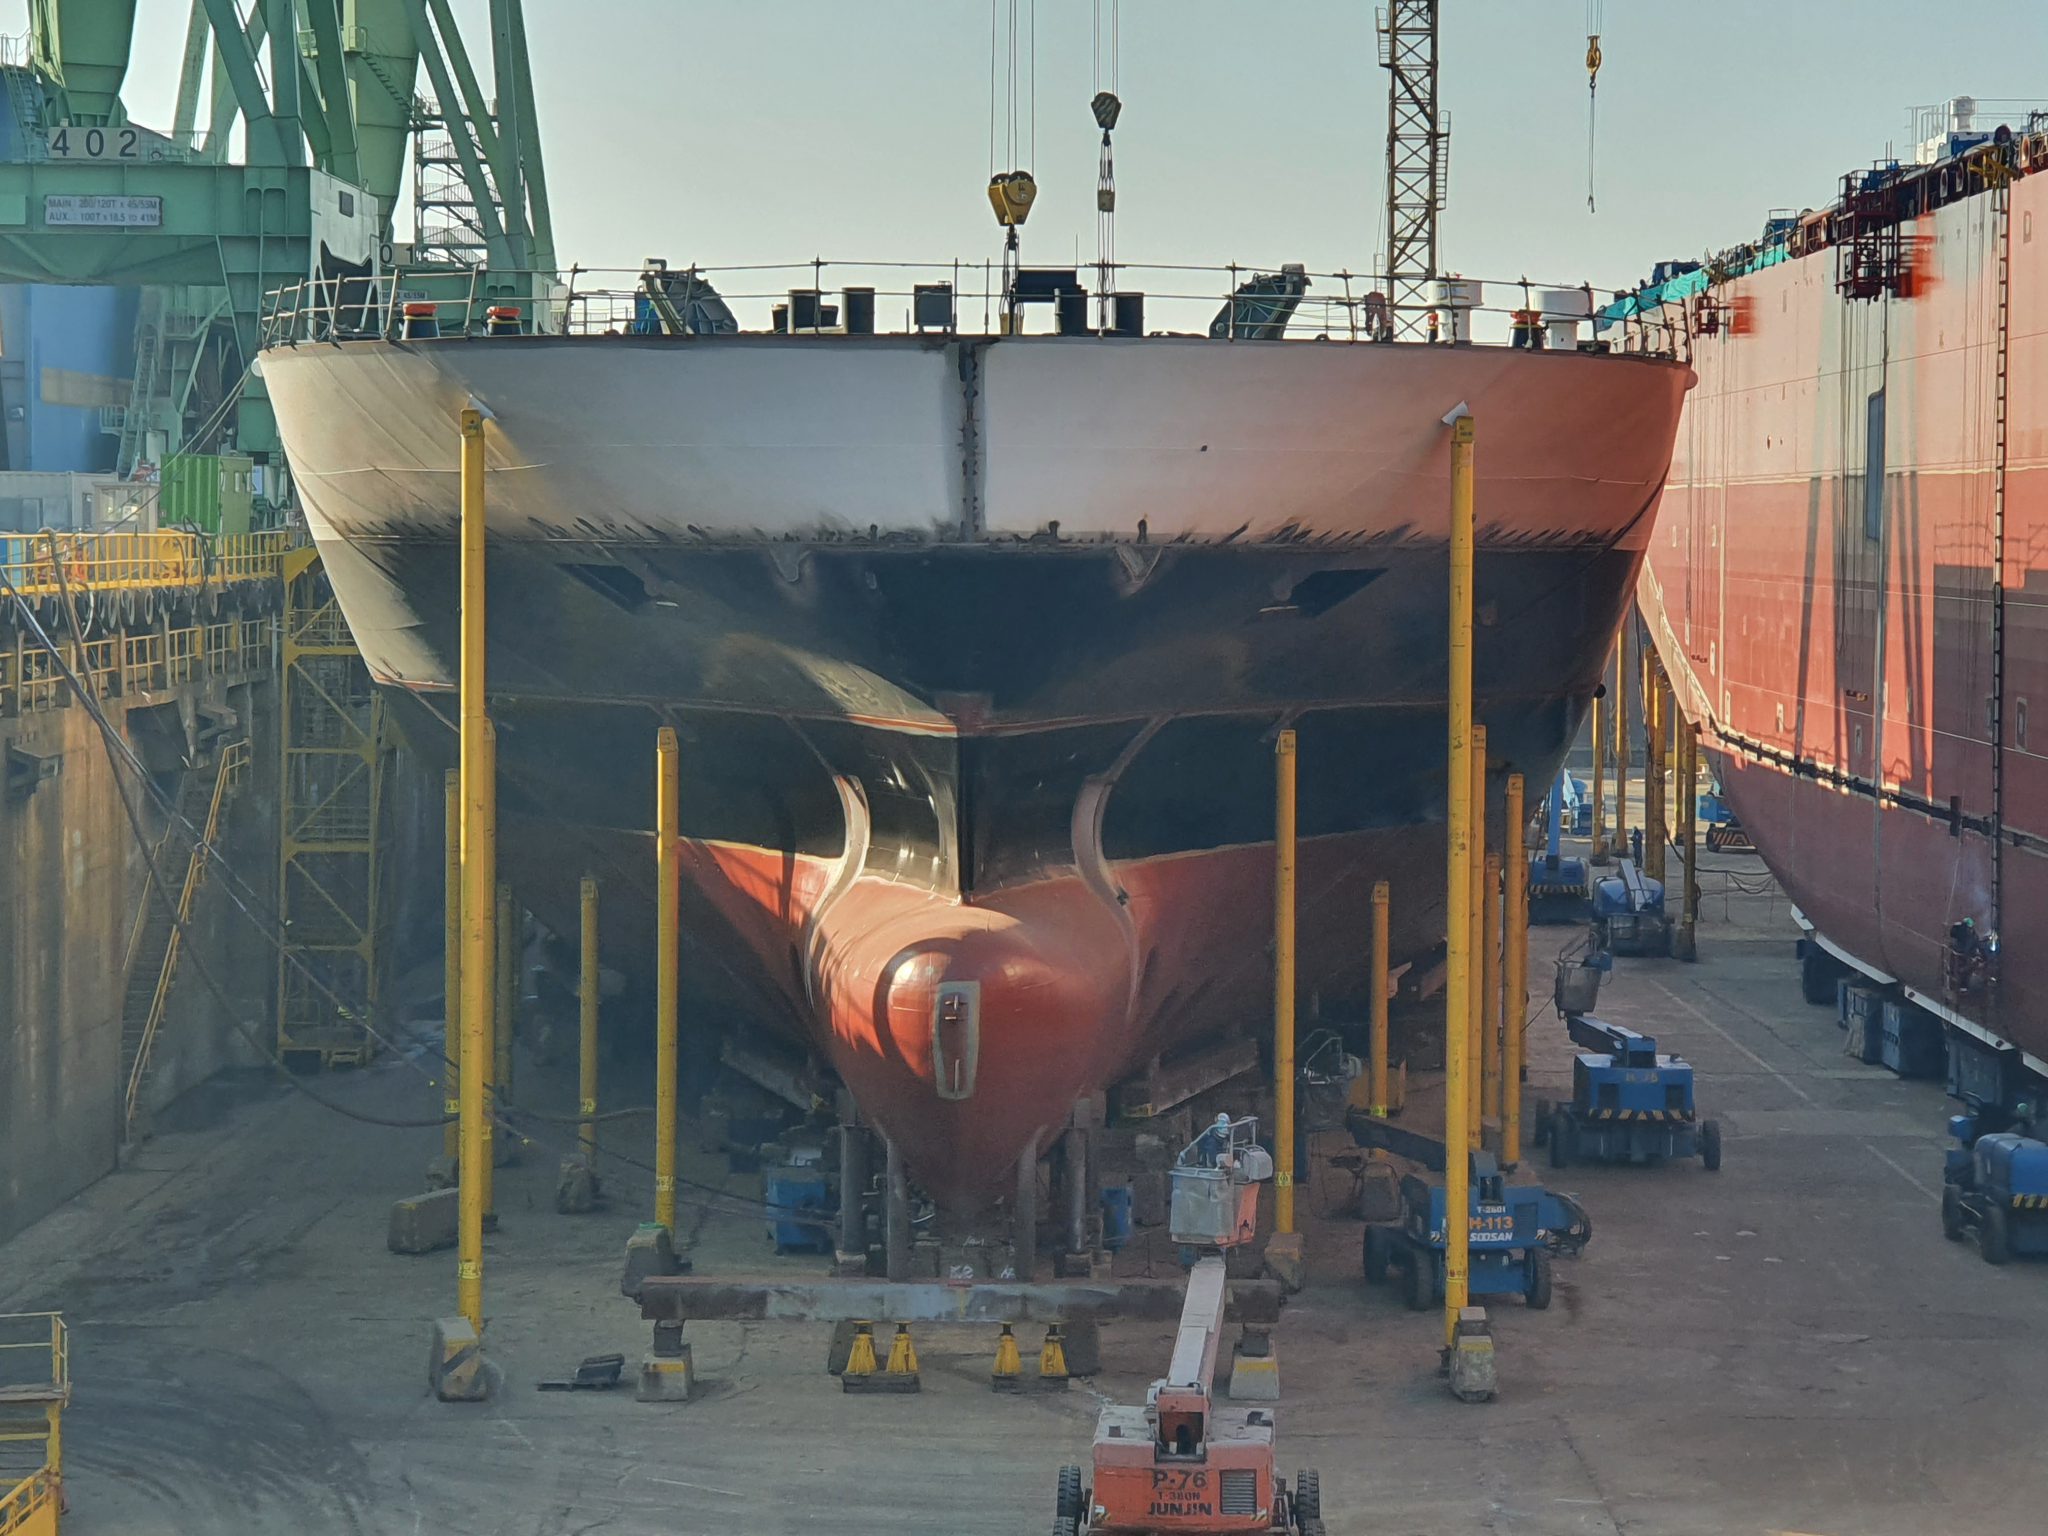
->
[0,528,299,605]
[261,259,1688,361]
[0,1312,67,1534]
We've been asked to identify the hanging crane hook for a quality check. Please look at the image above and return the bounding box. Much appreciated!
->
[1585,5,1604,213]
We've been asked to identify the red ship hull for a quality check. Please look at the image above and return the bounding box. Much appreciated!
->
[1637,139,2048,1058]
[268,332,1691,1204]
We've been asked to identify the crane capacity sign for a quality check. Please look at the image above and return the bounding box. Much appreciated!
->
[43,195,162,228]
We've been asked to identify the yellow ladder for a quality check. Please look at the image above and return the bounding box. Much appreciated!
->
[119,740,249,1137]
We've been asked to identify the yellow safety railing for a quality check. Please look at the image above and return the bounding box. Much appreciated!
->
[123,742,250,1134]
[1,617,275,717]
[0,1312,66,1536]
[0,1469,56,1535]
[0,528,298,602]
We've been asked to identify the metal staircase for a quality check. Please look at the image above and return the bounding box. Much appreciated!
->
[118,740,249,1139]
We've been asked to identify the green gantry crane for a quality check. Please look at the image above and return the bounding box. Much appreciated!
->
[0,0,553,458]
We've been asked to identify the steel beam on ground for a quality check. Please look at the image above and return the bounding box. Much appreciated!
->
[1112,1038,1260,1121]
[719,1038,827,1112]
[637,1276,1285,1327]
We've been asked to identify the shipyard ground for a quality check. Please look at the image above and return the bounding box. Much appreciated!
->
[6,859,2045,1536]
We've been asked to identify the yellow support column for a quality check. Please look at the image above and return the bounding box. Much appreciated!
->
[1675,714,1700,962]
[1481,849,1503,1135]
[1614,625,1631,858]
[1466,723,1486,1151]
[1645,659,1667,885]
[1272,729,1299,1239]
[1369,879,1391,1117]
[1442,412,1476,1349]
[1589,662,1609,864]
[439,405,494,1400]
[442,769,460,1164]
[580,876,601,1160]
[1502,772,1528,1166]
[655,727,682,1237]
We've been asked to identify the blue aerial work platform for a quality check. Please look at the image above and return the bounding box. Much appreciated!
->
[1593,858,1669,956]
[1534,1014,1722,1171]
[1943,1114,2048,1265]
[1346,1114,1592,1312]
[1528,773,1592,925]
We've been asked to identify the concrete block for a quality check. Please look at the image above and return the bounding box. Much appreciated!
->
[636,1346,695,1403]
[1061,1317,1102,1377]
[555,1155,601,1214]
[620,1222,687,1299]
[429,1316,490,1402]
[833,1249,870,1278]
[1228,1326,1280,1402]
[1447,1306,1497,1404]
[423,1154,457,1190]
[388,1187,460,1255]
[827,1318,862,1375]
[1263,1231,1306,1294]
[911,1237,943,1279]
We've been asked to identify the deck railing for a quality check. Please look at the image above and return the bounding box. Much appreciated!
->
[261,259,1689,360]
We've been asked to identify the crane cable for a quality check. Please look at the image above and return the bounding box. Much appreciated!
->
[1586,1,1604,213]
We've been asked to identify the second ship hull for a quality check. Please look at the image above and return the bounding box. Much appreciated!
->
[263,331,1691,1201]
[1639,146,2048,1057]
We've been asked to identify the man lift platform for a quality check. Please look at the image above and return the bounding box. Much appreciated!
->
[1054,1117,1324,1536]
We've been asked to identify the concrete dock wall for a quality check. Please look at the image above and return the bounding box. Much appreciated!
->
[0,664,280,1243]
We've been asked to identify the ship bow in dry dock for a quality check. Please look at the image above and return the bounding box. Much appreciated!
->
[262,318,1690,1203]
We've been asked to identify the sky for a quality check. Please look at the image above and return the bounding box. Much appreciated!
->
[18,1,2048,300]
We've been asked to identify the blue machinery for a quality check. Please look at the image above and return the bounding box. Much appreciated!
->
[1592,857,1669,957]
[1527,773,1592,925]
[1347,1114,1592,1312]
[1534,1013,1722,1171]
[1943,1115,2048,1265]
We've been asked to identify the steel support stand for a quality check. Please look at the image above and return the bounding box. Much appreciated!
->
[1590,665,1609,864]
[1272,728,1298,1234]
[1368,879,1391,1116]
[1502,772,1528,1166]
[1466,723,1486,1151]
[579,875,600,1161]
[1269,728,1304,1287]
[1614,622,1631,856]
[1675,718,1700,962]
[440,404,493,1400]
[885,1136,911,1282]
[1442,411,1476,1351]
[1480,849,1502,1139]
[654,727,681,1237]
[1014,1132,1039,1281]
[838,1120,869,1270]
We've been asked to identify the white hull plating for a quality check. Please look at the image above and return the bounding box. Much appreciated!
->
[260,335,1691,549]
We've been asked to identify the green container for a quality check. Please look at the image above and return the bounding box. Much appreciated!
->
[158,452,255,535]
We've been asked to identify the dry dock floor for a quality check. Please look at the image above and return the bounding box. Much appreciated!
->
[5,850,2046,1536]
